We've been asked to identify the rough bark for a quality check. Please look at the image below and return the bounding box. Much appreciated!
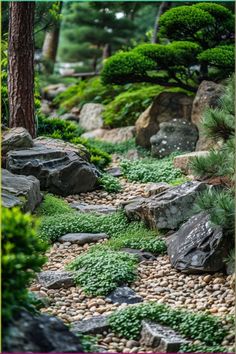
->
[152,2,172,44]
[102,44,111,61]
[42,2,63,74]
[8,1,36,138]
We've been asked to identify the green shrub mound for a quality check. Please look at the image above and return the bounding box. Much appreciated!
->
[109,302,227,344]
[198,46,234,71]
[67,250,138,296]
[2,207,47,326]
[36,194,74,217]
[120,155,184,184]
[98,173,122,193]
[38,210,131,242]
[37,114,111,169]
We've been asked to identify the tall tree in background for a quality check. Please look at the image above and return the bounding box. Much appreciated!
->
[8,2,36,137]
[42,1,63,74]
[151,2,172,43]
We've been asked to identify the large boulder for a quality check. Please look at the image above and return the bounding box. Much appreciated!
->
[167,212,229,273]
[79,103,104,131]
[43,83,67,100]
[6,146,98,196]
[150,119,198,158]
[3,311,83,353]
[135,92,194,148]
[191,81,224,151]
[34,136,90,161]
[2,169,42,212]
[2,127,34,154]
[81,126,135,143]
[125,181,207,231]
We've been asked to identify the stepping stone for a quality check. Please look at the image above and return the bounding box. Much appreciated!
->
[105,167,123,177]
[141,321,189,352]
[121,248,156,262]
[106,286,143,305]
[71,202,117,214]
[71,315,110,335]
[58,233,108,245]
[37,271,75,289]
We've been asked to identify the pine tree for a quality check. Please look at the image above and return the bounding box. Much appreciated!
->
[190,76,235,239]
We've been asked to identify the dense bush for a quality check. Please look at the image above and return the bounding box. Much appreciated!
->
[38,210,132,242]
[109,302,227,344]
[102,3,234,91]
[36,194,74,217]
[120,155,184,184]
[67,250,138,296]
[2,208,47,326]
[98,173,122,193]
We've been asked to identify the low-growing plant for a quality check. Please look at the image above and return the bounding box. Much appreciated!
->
[2,208,47,327]
[38,210,131,242]
[120,155,183,183]
[98,173,122,193]
[67,249,138,296]
[109,302,227,344]
[180,342,227,353]
[36,194,74,217]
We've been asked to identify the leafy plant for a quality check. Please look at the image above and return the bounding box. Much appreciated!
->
[98,173,122,193]
[120,154,183,183]
[180,342,227,353]
[67,249,138,296]
[36,194,74,217]
[2,208,47,327]
[109,302,227,344]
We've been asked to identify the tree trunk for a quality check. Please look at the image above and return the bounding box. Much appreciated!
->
[102,44,111,61]
[42,2,63,74]
[152,2,172,44]
[8,1,36,138]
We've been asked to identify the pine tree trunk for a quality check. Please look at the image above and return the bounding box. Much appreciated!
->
[151,2,172,44]
[8,1,36,138]
[42,2,63,74]
[102,44,111,61]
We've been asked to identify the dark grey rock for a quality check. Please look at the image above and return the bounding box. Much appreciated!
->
[121,248,156,262]
[105,166,123,177]
[2,127,34,155]
[71,315,110,335]
[60,113,80,122]
[125,181,207,230]
[37,271,75,289]
[167,212,229,274]
[144,182,170,197]
[2,169,42,212]
[6,146,98,196]
[3,310,83,353]
[150,119,198,158]
[141,321,189,352]
[59,232,108,244]
[71,202,117,214]
[106,286,143,304]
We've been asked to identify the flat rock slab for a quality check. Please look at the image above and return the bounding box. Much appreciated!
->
[59,232,108,245]
[37,271,75,289]
[121,248,156,262]
[141,321,189,352]
[173,151,209,175]
[125,181,207,230]
[71,315,110,335]
[105,167,123,177]
[167,212,228,273]
[106,286,143,304]
[71,202,117,214]
[144,182,170,197]
[2,169,42,212]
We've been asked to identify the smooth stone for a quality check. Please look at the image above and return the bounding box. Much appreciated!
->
[59,233,108,245]
[71,202,117,214]
[106,286,143,305]
[37,271,75,289]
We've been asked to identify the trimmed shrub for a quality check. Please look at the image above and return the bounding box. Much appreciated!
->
[98,173,122,193]
[67,250,138,296]
[198,46,235,70]
[2,208,47,326]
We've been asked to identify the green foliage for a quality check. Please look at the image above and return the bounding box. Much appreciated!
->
[103,85,162,127]
[76,334,98,352]
[2,208,47,327]
[109,302,227,344]
[67,250,138,296]
[52,77,124,111]
[38,210,131,243]
[180,342,227,353]
[194,189,234,237]
[96,227,167,255]
[36,194,74,217]
[120,155,183,184]
[102,51,155,85]
[98,173,122,193]
[198,46,235,71]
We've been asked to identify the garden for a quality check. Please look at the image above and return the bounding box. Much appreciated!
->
[2,2,235,353]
